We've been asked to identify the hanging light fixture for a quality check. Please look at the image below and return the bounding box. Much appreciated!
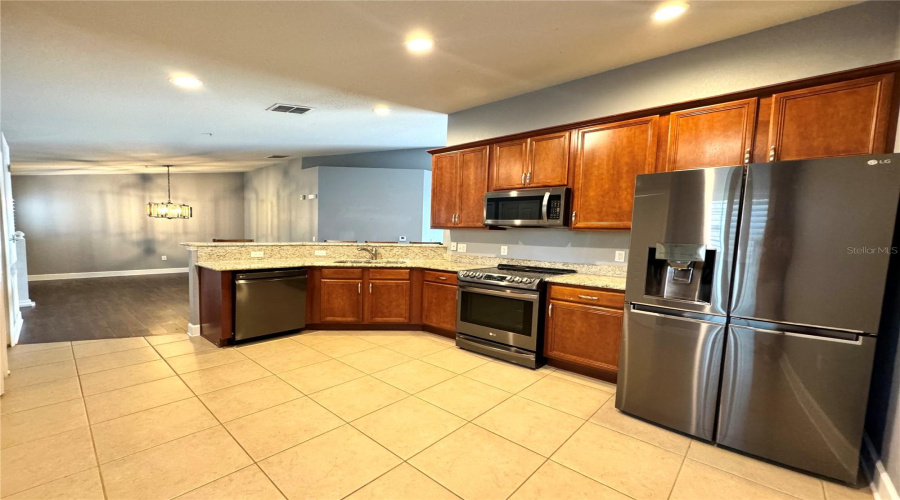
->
[147,166,192,219]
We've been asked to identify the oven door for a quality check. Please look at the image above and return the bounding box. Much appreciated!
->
[457,284,540,352]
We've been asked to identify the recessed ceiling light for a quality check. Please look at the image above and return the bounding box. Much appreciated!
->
[406,37,434,53]
[653,2,689,21]
[373,105,391,116]
[168,76,203,89]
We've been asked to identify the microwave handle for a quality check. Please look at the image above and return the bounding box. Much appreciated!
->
[541,191,550,221]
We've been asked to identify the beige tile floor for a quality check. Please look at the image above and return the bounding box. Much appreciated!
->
[0,330,876,500]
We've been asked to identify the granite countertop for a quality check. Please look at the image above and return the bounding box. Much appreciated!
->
[195,259,482,273]
[545,273,627,291]
[197,258,627,290]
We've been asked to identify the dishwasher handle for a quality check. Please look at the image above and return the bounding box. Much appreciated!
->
[234,269,307,281]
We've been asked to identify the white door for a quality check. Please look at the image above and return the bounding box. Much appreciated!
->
[0,134,21,347]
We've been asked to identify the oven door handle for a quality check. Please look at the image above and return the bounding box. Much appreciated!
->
[459,285,540,301]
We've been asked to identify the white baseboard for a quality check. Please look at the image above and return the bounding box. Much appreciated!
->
[29,268,188,282]
[18,300,35,308]
[187,323,200,337]
[863,433,899,500]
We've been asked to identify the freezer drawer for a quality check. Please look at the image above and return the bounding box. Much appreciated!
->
[717,324,876,483]
[616,305,726,440]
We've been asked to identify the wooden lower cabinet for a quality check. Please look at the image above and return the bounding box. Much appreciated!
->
[545,286,624,374]
[367,279,411,323]
[422,281,458,331]
[320,279,363,323]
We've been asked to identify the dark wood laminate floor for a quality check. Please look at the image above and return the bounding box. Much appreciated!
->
[19,274,189,344]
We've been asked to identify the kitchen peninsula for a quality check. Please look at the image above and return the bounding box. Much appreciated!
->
[183,241,627,380]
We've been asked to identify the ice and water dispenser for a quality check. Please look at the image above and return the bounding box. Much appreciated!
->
[644,243,716,304]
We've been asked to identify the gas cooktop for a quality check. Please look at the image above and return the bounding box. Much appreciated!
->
[457,264,577,290]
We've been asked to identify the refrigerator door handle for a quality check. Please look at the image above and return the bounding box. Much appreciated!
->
[730,317,863,343]
[783,331,863,345]
[630,303,727,324]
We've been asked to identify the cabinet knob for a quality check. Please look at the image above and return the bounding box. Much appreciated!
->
[744,148,751,165]
[768,146,776,162]
[571,211,576,224]
[526,172,531,185]
[521,172,526,185]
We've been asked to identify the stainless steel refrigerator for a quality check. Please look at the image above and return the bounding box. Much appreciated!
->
[616,153,900,484]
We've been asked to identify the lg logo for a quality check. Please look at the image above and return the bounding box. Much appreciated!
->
[868,159,892,165]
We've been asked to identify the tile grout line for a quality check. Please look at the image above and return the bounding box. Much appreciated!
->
[73,362,110,500]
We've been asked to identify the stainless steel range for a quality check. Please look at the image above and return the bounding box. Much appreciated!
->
[456,264,576,368]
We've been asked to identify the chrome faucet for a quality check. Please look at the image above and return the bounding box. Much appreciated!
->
[357,246,378,260]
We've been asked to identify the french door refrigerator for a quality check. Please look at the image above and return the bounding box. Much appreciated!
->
[616,154,900,484]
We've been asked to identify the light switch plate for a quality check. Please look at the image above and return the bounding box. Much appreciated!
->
[450,242,457,251]
[615,250,626,262]
[458,243,467,253]
[315,250,327,256]
[500,245,508,256]
[250,251,265,258]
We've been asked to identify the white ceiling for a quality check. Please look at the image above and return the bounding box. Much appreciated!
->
[1,1,857,174]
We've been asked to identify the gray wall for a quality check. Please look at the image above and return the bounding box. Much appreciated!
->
[244,160,318,243]
[317,166,428,243]
[12,172,244,275]
[448,1,900,145]
[302,148,435,171]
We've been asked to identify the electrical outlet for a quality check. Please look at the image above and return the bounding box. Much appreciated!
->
[312,236,317,242]
[250,251,265,258]
[161,255,167,261]
[315,250,327,256]
[615,250,626,262]
[399,236,407,242]
[500,245,508,256]
[458,243,467,253]
[308,194,318,199]
[450,242,457,251]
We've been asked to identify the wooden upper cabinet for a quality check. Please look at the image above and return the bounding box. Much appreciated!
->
[457,146,489,228]
[768,74,895,162]
[571,116,658,230]
[491,140,528,190]
[320,279,363,323]
[431,152,459,229]
[666,98,757,171]
[366,279,411,323]
[528,131,570,187]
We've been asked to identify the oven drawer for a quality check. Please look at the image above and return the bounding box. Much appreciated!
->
[550,285,624,309]
[423,270,458,285]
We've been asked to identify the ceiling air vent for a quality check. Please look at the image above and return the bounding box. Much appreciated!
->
[266,155,290,159]
[267,103,312,115]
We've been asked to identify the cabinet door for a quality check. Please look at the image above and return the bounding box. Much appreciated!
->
[320,279,363,322]
[545,300,622,372]
[667,98,757,171]
[572,116,658,230]
[431,152,459,229]
[527,131,570,187]
[366,280,411,323]
[768,74,894,161]
[490,139,527,191]
[422,282,458,331]
[456,146,489,228]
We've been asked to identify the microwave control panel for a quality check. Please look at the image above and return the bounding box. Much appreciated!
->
[548,198,562,220]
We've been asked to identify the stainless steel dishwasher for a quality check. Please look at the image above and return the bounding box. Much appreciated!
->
[234,269,307,342]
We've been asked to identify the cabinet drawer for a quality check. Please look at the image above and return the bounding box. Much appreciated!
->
[321,268,363,279]
[368,268,410,280]
[550,285,624,309]
[423,270,458,285]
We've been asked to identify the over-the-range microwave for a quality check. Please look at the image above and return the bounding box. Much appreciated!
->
[483,187,570,228]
